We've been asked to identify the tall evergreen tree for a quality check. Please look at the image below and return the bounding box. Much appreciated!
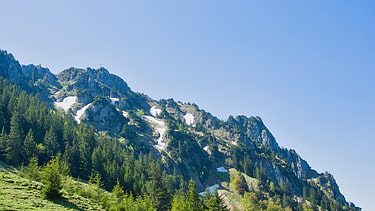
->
[6,111,25,165]
[63,140,85,178]
[0,127,8,160]
[187,179,205,211]
[44,127,60,157]
[171,194,190,211]
[146,161,172,211]
[24,128,37,159]
[205,189,229,211]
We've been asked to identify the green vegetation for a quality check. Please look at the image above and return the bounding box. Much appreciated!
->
[0,161,103,210]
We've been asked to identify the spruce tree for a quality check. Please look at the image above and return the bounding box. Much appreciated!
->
[205,189,229,211]
[44,127,60,157]
[0,127,7,160]
[146,161,172,211]
[187,179,205,211]
[6,111,25,165]
[171,194,190,211]
[41,155,67,199]
[24,128,37,159]
[20,156,41,181]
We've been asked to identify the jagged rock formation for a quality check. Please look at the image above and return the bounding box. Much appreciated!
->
[0,50,30,89]
[82,97,128,131]
[0,50,60,100]
[56,67,149,110]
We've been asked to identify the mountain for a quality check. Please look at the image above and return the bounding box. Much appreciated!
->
[0,49,360,210]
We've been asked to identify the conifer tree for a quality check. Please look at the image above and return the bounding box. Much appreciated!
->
[112,180,125,202]
[171,194,190,211]
[41,155,67,199]
[242,192,262,211]
[20,156,41,181]
[187,179,205,211]
[63,140,85,178]
[44,127,60,157]
[6,111,25,165]
[205,189,229,211]
[146,161,172,211]
[282,193,290,208]
[0,127,7,160]
[24,128,37,159]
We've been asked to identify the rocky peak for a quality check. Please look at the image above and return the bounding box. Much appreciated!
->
[56,67,136,106]
[58,67,130,93]
[21,64,60,87]
[313,172,346,205]
[0,50,27,87]
[226,115,279,150]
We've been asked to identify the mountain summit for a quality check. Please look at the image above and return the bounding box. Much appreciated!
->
[0,49,360,210]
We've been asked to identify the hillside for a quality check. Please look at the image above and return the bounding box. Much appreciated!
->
[0,49,361,210]
[0,161,105,210]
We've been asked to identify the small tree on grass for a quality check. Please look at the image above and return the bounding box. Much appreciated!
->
[89,172,104,201]
[41,154,68,199]
[20,156,41,181]
[112,180,125,202]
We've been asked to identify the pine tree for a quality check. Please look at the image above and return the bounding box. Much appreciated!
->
[171,194,190,211]
[112,180,125,202]
[205,189,229,211]
[302,186,308,200]
[24,128,37,159]
[6,111,25,165]
[187,179,205,211]
[63,140,85,178]
[41,155,67,199]
[282,193,290,208]
[146,161,172,211]
[89,172,104,202]
[320,195,330,210]
[309,188,317,204]
[44,127,60,157]
[0,127,8,160]
[20,156,41,181]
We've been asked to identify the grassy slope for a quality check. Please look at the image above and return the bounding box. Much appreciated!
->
[0,161,104,210]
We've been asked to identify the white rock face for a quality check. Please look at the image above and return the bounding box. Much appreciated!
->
[199,184,220,197]
[203,145,209,152]
[54,96,77,112]
[122,111,128,118]
[75,103,92,123]
[184,113,194,125]
[150,106,162,117]
[144,115,167,150]
[203,146,211,155]
[216,167,228,173]
[110,97,119,104]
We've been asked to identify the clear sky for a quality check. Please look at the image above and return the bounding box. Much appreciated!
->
[1,1,374,209]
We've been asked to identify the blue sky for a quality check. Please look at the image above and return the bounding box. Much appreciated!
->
[2,1,374,209]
